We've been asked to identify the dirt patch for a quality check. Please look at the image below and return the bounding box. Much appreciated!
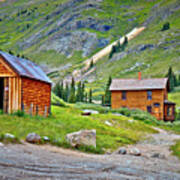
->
[0,128,180,179]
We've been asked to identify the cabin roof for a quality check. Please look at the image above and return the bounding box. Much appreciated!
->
[164,100,176,105]
[0,51,51,84]
[110,78,168,91]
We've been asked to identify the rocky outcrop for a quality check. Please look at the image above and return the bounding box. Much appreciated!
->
[66,129,96,148]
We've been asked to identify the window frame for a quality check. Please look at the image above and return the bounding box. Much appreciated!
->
[154,103,160,107]
[167,106,172,116]
[147,106,152,113]
[122,91,127,100]
[147,90,152,100]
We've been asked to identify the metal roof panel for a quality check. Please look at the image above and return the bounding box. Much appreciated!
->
[110,78,168,91]
[0,51,51,84]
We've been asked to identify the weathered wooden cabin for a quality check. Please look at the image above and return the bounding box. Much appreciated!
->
[0,51,51,116]
[110,74,176,121]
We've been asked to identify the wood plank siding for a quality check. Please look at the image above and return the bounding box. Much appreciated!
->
[110,78,175,121]
[111,89,165,120]
[22,77,51,116]
[0,53,51,117]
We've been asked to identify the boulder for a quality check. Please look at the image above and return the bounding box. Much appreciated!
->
[105,121,112,126]
[66,129,96,148]
[84,109,99,114]
[26,133,41,144]
[4,133,15,139]
[117,147,127,155]
[43,136,50,142]
[129,148,141,156]
[0,142,4,147]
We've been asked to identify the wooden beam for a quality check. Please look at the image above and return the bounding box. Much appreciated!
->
[0,74,16,77]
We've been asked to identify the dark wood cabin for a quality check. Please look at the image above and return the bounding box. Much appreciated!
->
[0,51,51,116]
[110,74,176,121]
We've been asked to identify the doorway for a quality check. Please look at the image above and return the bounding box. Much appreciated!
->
[0,78,4,110]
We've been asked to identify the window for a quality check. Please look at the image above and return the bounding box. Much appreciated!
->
[154,103,160,107]
[167,106,172,116]
[122,91,126,100]
[147,90,152,100]
[147,106,152,113]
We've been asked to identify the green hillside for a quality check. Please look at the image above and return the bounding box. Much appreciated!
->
[0,0,180,97]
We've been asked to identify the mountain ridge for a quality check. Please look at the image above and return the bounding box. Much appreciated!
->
[0,0,180,98]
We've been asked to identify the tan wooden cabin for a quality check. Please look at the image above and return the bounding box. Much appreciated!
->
[110,73,176,121]
[0,51,51,116]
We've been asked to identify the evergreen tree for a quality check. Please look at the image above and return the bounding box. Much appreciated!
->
[116,41,121,52]
[109,45,116,59]
[121,36,128,50]
[60,81,64,99]
[89,89,92,103]
[8,50,14,55]
[76,81,82,102]
[90,60,94,68]
[84,92,88,103]
[101,95,105,106]
[64,83,69,102]
[53,81,61,98]
[178,74,180,86]
[81,82,85,102]
[104,76,112,105]
[161,22,170,31]
[68,77,76,103]
[166,66,175,92]
[174,74,178,87]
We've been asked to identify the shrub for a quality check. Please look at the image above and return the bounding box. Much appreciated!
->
[13,110,25,117]
[0,134,20,144]
[161,22,170,31]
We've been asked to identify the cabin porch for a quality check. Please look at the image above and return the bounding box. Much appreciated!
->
[164,100,176,121]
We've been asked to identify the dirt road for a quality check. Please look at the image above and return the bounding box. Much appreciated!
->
[0,128,180,180]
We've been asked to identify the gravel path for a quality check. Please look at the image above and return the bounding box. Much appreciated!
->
[0,128,180,180]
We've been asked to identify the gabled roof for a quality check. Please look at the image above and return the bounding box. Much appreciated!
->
[0,51,51,84]
[110,78,168,91]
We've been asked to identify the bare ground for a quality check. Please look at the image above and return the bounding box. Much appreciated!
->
[0,128,180,180]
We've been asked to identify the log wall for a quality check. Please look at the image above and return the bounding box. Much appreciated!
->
[111,89,165,120]
[21,77,51,116]
[3,77,22,113]
[0,56,51,116]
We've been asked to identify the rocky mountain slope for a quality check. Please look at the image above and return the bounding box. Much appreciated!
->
[0,0,180,97]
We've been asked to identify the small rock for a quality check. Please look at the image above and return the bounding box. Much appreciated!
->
[4,133,15,139]
[83,109,99,115]
[82,112,91,116]
[112,113,123,116]
[0,142,4,147]
[118,147,127,155]
[151,153,166,159]
[105,121,112,126]
[129,148,141,156]
[26,133,41,144]
[43,136,50,142]
[128,119,134,123]
[66,129,96,148]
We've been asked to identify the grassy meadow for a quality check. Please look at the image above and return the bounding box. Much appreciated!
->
[0,105,158,154]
